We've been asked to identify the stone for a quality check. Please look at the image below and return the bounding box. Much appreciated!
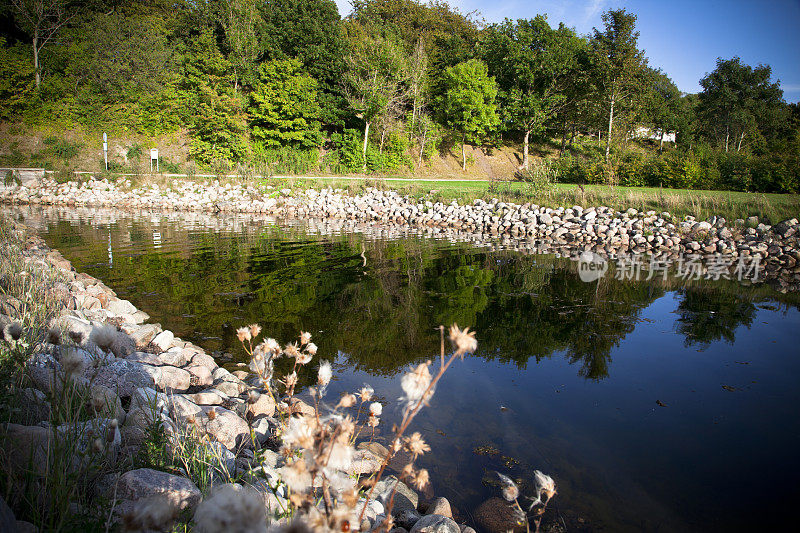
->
[426,497,452,519]
[125,351,162,366]
[348,448,383,475]
[201,406,249,450]
[106,298,137,316]
[160,348,189,367]
[151,330,174,352]
[116,468,201,511]
[410,514,460,533]
[474,497,526,533]
[130,324,160,349]
[0,495,17,533]
[247,392,276,418]
[157,365,192,392]
[1,423,51,474]
[88,359,157,398]
[187,390,228,405]
[373,476,419,516]
[89,383,126,422]
[185,363,214,387]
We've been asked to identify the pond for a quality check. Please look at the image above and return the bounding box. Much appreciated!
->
[8,205,800,532]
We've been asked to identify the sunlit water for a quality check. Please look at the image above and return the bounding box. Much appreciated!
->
[8,205,800,532]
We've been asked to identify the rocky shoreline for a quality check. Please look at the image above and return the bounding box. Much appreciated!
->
[2,177,798,292]
[4,221,502,532]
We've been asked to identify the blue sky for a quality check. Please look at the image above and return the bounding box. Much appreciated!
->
[334,0,800,103]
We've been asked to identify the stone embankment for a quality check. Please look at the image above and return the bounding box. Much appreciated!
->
[1,224,496,532]
[2,177,799,292]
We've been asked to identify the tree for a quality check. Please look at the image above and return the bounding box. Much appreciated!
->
[218,0,261,92]
[438,58,499,171]
[249,58,322,149]
[10,0,75,88]
[482,16,584,168]
[698,57,786,153]
[0,37,34,118]
[638,67,683,150]
[591,9,647,161]
[258,0,346,126]
[342,25,409,171]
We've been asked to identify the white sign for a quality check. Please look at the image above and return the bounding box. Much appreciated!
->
[150,148,158,160]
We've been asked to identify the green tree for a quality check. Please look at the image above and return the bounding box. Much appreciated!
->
[638,67,683,150]
[482,16,584,168]
[218,0,261,92]
[258,0,346,126]
[698,57,786,153]
[0,37,34,118]
[591,9,647,162]
[438,58,499,171]
[9,0,75,89]
[249,58,322,149]
[343,25,410,171]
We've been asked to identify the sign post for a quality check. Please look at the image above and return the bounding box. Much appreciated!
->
[150,148,159,173]
[103,133,108,171]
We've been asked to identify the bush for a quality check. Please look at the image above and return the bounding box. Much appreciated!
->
[42,136,81,161]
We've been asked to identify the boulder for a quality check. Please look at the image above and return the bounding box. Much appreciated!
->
[201,406,249,451]
[116,468,201,511]
[106,298,137,316]
[410,514,460,533]
[130,324,160,349]
[0,423,51,474]
[157,365,192,392]
[373,476,419,516]
[426,497,452,519]
[151,330,174,352]
[88,360,157,398]
[474,497,526,533]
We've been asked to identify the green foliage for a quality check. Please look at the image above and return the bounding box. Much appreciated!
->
[41,136,81,160]
[439,59,500,144]
[0,38,34,119]
[249,59,322,149]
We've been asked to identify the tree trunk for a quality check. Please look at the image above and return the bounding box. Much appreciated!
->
[379,128,387,153]
[418,129,427,167]
[33,31,40,89]
[605,95,615,162]
[737,131,745,152]
[362,121,370,173]
[559,121,568,156]
[523,130,530,169]
[461,134,466,171]
[725,125,729,152]
[659,130,664,151]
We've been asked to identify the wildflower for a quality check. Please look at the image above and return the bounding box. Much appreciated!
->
[60,346,86,376]
[263,337,281,354]
[368,402,382,417]
[413,468,430,491]
[449,324,478,357]
[90,324,117,352]
[338,393,357,409]
[236,327,251,343]
[300,331,312,345]
[46,327,61,345]
[279,459,312,493]
[400,361,433,408]
[497,472,520,501]
[122,495,179,533]
[318,360,332,387]
[92,438,103,453]
[193,483,268,533]
[285,371,298,389]
[282,417,315,449]
[359,385,374,402]
[323,441,353,470]
[295,350,312,365]
[284,342,300,359]
[68,330,85,345]
[248,324,261,338]
[534,470,556,500]
[305,342,318,356]
[404,432,430,457]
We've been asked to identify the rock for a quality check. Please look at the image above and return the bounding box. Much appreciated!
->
[116,468,201,511]
[426,497,452,519]
[88,359,157,398]
[348,448,383,475]
[247,392,276,418]
[25,352,61,394]
[187,390,228,405]
[89,383,126,422]
[474,497,526,533]
[20,387,50,422]
[151,330,174,352]
[185,363,214,387]
[410,514,460,533]
[126,351,162,366]
[287,397,315,417]
[373,476,419,516]
[157,365,192,392]
[106,298,137,315]
[130,324,160,349]
[201,406,249,450]
[0,495,18,533]
[1,423,51,474]
[160,348,189,367]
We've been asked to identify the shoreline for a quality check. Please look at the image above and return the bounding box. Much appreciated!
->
[2,176,799,292]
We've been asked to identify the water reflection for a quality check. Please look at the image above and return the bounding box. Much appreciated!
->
[6,205,800,532]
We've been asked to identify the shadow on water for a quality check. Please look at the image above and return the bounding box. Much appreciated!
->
[8,205,800,532]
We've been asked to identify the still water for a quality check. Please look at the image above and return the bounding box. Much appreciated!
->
[10,206,800,532]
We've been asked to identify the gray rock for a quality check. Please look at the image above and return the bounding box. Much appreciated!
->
[117,468,201,511]
[106,298,137,316]
[410,514,460,533]
[426,497,452,519]
[374,476,419,516]
[88,359,157,398]
[0,495,18,533]
[157,365,192,392]
[130,324,160,349]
